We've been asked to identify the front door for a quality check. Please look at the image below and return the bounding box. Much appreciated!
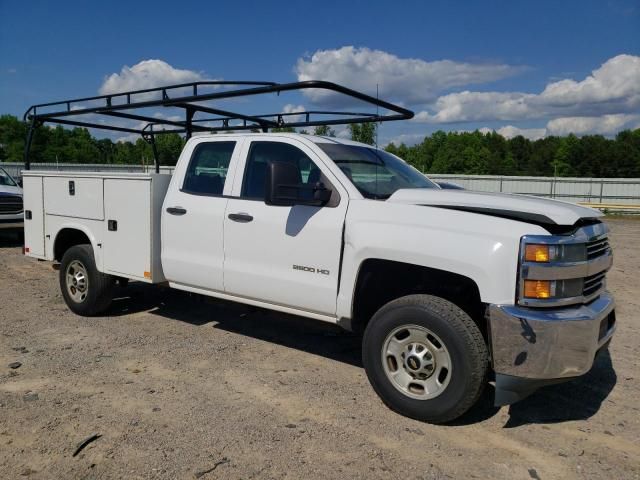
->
[223,138,348,315]
[161,138,241,291]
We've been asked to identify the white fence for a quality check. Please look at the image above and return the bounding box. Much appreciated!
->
[2,162,639,206]
[428,174,640,205]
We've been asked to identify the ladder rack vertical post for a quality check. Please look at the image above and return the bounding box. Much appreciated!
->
[149,133,160,174]
[185,108,194,140]
[23,118,37,171]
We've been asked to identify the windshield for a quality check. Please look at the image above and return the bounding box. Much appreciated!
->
[0,167,17,187]
[317,143,438,200]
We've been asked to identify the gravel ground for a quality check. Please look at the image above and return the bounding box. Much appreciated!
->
[1,218,639,480]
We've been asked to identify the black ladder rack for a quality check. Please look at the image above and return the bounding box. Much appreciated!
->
[23,80,414,172]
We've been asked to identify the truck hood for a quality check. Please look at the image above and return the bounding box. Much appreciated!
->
[387,189,602,226]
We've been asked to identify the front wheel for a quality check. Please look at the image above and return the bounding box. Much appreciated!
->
[59,244,115,316]
[362,294,488,424]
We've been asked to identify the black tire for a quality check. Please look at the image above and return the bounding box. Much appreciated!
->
[362,294,488,424]
[59,244,115,316]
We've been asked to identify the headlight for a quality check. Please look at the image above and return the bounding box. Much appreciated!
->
[518,224,612,307]
[524,244,554,262]
[523,243,586,263]
[523,279,553,298]
[522,278,583,300]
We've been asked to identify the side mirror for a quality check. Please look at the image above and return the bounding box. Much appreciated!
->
[17,179,23,188]
[266,161,331,207]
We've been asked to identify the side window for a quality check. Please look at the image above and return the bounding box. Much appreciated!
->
[241,141,319,199]
[182,141,236,196]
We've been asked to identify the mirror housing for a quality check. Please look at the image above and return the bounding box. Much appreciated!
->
[265,161,332,207]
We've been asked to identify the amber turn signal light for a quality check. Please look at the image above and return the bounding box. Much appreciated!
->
[523,280,554,299]
[524,244,550,262]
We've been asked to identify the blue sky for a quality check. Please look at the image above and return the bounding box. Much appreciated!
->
[1,0,639,145]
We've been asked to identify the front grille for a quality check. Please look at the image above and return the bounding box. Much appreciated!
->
[0,195,23,214]
[583,271,606,298]
[586,236,610,259]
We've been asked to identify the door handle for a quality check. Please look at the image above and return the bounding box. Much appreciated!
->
[166,206,187,215]
[228,212,253,223]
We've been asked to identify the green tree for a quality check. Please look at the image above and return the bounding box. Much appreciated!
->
[0,114,26,162]
[155,133,185,166]
[551,134,578,176]
[2,114,640,177]
[349,122,376,145]
[507,135,531,175]
[313,125,336,137]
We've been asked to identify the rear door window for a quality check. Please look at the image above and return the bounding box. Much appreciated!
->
[182,141,236,196]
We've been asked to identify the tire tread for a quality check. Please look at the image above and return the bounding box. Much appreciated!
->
[59,244,114,316]
[363,294,488,424]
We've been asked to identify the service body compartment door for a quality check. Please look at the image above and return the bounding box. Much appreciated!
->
[103,178,151,281]
[23,175,45,257]
[43,177,104,220]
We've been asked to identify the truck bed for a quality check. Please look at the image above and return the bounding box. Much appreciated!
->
[23,171,171,283]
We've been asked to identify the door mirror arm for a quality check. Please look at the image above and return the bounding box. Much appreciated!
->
[312,182,331,204]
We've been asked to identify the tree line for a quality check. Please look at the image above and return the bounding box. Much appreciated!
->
[1,114,639,177]
[0,114,184,167]
[385,129,640,178]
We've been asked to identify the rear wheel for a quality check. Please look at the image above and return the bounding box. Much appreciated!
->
[362,294,488,424]
[59,244,115,316]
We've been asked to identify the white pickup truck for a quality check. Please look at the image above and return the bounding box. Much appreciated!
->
[0,166,24,237]
[23,131,616,423]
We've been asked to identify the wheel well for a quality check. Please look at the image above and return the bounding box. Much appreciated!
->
[351,259,485,335]
[54,229,91,261]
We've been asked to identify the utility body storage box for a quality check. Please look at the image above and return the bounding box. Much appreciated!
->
[22,171,171,283]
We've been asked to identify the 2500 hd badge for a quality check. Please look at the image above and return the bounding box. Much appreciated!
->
[293,264,330,275]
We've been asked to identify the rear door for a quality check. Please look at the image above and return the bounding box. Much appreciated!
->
[161,138,242,292]
[223,138,348,315]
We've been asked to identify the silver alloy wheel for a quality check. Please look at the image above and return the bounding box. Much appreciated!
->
[66,260,89,303]
[381,324,452,400]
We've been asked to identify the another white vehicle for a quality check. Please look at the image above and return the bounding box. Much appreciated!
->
[0,166,24,238]
[21,82,616,423]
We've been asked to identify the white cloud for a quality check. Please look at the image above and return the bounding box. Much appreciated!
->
[281,104,306,124]
[115,133,141,144]
[539,54,640,108]
[334,125,351,139]
[295,46,523,105]
[546,114,640,136]
[384,133,425,146]
[414,54,640,124]
[469,114,639,141]
[450,126,546,140]
[495,125,547,140]
[414,91,535,123]
[99,59,204,95]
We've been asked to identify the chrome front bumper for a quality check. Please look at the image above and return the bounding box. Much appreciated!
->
[489,292,616,404]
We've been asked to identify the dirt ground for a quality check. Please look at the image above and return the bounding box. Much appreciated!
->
[1,218,639,480]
